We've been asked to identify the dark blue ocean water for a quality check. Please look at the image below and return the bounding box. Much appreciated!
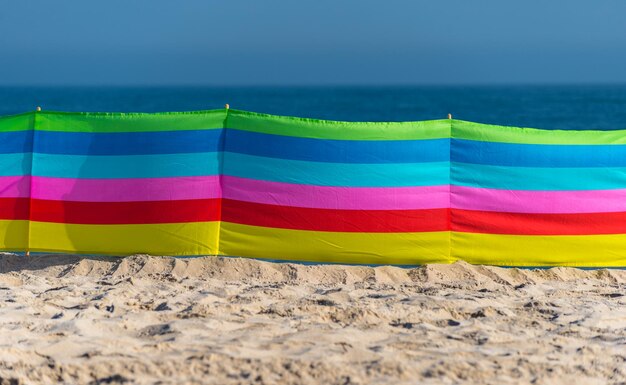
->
[2,85,626,130]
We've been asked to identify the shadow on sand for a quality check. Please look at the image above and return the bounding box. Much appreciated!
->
[0,253,121,275]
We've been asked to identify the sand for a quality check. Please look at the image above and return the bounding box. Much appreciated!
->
[0,254,625,385]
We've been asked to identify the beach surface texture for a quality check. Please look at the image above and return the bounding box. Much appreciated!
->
[0,254,625,385]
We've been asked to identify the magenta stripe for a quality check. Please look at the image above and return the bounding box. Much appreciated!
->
[12,176,626,213]
[29,175,449,209]
[452,185,626,214]
[31,176,222,202]
[222,176,449,209]
[0,176,31,198]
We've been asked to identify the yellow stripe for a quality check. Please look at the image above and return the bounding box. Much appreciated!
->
[8,221,626,267]
[0,220,29,251]
[453,232,626,267]
[219,222,451,265]
[29,221,220,256]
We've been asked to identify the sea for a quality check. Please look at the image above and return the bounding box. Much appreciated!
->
[2,85,626,130]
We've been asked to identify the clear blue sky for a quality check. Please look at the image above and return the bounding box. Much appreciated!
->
[1,0,625,85]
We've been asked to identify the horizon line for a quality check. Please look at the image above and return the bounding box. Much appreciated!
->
[3,82,626,88]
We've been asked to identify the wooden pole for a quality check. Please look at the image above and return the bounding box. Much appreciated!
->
[25,107,42,256]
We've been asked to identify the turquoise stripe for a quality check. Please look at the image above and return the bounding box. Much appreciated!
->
[29,154,626,189]
[30,152,449,184]
[0,153,32,176]
[452,162,626,190]
[223,153,450,187]
[33,153,221,178]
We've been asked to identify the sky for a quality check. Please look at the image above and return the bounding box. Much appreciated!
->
[1,0,626,86]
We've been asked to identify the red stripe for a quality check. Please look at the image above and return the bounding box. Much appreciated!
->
[0,198,30,220]
[452,209,626,235]
[12,197,626,235]
[2,198,449,230]
[221,199,449,232]
[30,198,221,224]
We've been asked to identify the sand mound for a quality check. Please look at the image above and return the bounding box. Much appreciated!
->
[0,253,625,384]
[2,253,624,286]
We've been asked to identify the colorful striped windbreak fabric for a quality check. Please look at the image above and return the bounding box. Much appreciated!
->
[1,108,626,267]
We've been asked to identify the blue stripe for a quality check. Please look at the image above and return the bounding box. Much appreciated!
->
[452,139,626,167]
[32,129,448,163]
[0,131,33,154]
[0,153,32,176]
[34,129,223,155]
[223,153,450,187]
[452,162,626,190]
[32,153,221,178]
[225,130,449,163]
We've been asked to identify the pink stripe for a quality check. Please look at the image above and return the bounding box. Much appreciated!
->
[452,185,626,214]
[31,176,222,202]
[30,175,449,209]
[222,176,449,209]
[0,176,31,198]
[20,176,626,213]
[15,177,626,213]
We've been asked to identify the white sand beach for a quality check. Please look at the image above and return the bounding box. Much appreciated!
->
[0,254,625,384]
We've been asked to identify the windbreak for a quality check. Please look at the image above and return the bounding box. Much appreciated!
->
[0,109,625,267]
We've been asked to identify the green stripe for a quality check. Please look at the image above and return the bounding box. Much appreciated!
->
[5,110,626,145]
[0,112,34,132]
[226,109,451,140]
[35,110,227,133]
[453,120,626,145]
